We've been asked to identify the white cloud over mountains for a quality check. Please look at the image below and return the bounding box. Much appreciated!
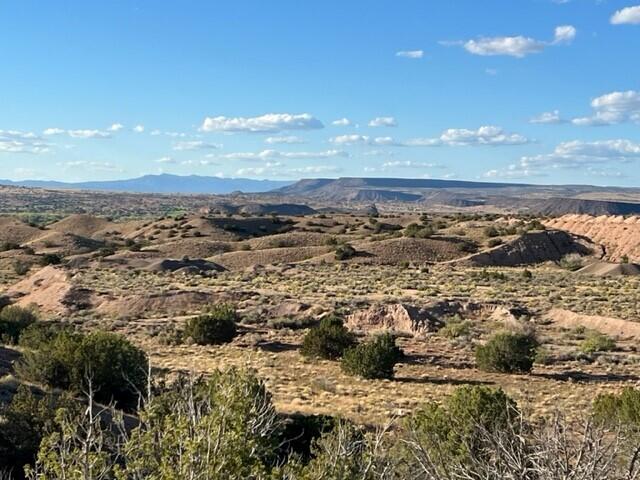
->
[200,113,324,133]
[451,25,576,58]
[216,149,348,161]
[0,130,49,154]
[521,139,640,168]
[330,126,529,148]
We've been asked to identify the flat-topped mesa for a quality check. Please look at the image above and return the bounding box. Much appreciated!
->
[545,214,640,263]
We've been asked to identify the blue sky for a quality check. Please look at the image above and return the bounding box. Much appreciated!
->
[1,0,639,186]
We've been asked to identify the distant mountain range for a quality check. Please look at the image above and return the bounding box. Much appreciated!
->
[0,174,293,194]
[271,177,640,215]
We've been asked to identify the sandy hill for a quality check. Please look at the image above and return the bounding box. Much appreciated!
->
[458,230,597,267]
[48,214,115,238]
[576,261,640,277]
[546,214,640,263]
[0,217,43,245]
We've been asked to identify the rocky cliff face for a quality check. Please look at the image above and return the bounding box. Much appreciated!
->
[545,215,640,263]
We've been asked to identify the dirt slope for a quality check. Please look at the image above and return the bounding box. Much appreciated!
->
[457,230,597,267]
[545,214,640,262]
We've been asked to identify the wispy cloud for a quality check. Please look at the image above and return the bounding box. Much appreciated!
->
[218,149,348,161]
[445,25,576,58]
[530,110,565,124]
[368,116,397,127]
[331,118,351,126]
[396,50,424,59]
[201,113,324,133]
[172,140,220,151]
[0,130,50,154]
[265,136,305,144]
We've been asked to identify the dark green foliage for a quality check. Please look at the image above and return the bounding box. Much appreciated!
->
[13,260,31,276]
[0,386,75,478]
[484,226,500,238]
[0,305,37,344]
[475,331,539,374]
[301,316,355,360]
[39,253,62,266]
[407,385,518,466]
[593,388,640,429]
[18,329,148,410]
[335,243,356,260]
[277,413,336,463]
[0,241,20,251]
[341,333,402,379]
[183,303,238,345]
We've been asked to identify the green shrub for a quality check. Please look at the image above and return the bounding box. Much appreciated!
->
[487,238,503,248]
[341,333,402,379]
[559,253,584,271]
[440,318,472,339]
[39,253,62,266]
[580,331,616,354]
[475,331,538,374]
[18,330,148,410]
[593,388,640,428]
[301,316,355,360]
[335,243,356,261]
[13,260,31,276]
[407,385,518,466]
[404,223,435,238]
[0,386,76,476]
[0,305,37,344]
[183,304,238,345]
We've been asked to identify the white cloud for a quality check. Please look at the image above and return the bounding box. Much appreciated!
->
[396,50,424,59]
[67,129,112,139]
[483,165,545,179]
[331,118,351,126]
[108,123,124,132]
[611,5,640,25]
[265,136,305,144]
[43,128,65,135]
[552,25,577,44]
[408,126,529,147]
[155,156,176,164]
[0,130,49,154]
[329,135,403,146]
[454,25,576,58]
[133,125,145,133]
[219,149,348,161]
[172,140,220,151]
[288,165,342,174]
[530,110,565,124]
[381,160,443,169]
[201,113,324,133]
[58,161,123,172]
[368,116,397,127]
[572,90,640,126]
[521,139,640,168]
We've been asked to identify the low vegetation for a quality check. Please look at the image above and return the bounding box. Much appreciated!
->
[341,333,402,379]
[475,331,539,374]
[301,316,355,360]
[183,303,238,345]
